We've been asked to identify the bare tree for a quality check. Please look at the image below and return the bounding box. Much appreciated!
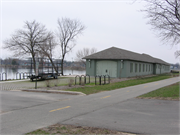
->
[3,20,52,73]
[56,17,85,75]
[37,32,59,73]
[76,47,97,66]
[174,50,180,58]
[141,0,180,45]
[138,0,180,57]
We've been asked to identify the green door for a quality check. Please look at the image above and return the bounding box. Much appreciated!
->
[96,60,117,77]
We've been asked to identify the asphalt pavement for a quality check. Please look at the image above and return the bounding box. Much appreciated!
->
[62,98,179,135]
[0,77,179,135]
[0,90,82,113]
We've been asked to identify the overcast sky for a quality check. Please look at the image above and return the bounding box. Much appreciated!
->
[0,0,179,64]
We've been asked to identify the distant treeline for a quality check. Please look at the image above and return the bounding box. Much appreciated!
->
[0,58,85,70]
[170,63,180,69]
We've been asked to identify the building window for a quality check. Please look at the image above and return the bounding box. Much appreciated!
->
[149,65,150,71]
[130,63,133,73]
[146,64,148,72]
[135,63,137,72]
[139,64,141,72]
[143,64,145,72]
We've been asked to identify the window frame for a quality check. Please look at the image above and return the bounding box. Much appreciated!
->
[130,63,133,73]
[139,64,141,72]
[135,63,137,73]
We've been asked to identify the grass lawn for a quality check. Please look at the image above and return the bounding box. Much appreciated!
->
[65,73,179,95]
[138,82,179,100]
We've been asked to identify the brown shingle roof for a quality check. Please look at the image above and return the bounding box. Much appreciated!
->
[83,47,169,65]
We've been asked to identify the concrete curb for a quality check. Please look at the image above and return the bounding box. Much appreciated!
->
[21,89,86,96]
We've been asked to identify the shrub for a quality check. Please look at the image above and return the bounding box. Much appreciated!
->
[81,80,85,86]
[45,80,50,87]
[54,79,59,87]
[68,79,74,87]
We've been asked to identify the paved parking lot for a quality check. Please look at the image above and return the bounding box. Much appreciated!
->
[1,77,179,135]
[62,98,179,134]
[0,78,70,91]
[0,90,81,113]
[0,80,43,91]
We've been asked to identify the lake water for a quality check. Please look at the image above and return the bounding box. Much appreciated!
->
[0,67,86,80]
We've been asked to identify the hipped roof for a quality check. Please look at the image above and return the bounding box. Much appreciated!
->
[83,47,169,65]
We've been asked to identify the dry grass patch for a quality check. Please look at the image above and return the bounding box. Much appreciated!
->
[27,124,136,135]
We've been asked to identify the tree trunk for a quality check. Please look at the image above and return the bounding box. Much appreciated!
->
[48,56,58,74]
[32,55,36,75]
[61,58,64,75]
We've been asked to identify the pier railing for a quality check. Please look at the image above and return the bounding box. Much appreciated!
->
[0,72,32,81]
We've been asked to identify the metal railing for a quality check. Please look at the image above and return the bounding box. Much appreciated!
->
[75,75,81,85]
[1,72,7,81]
[16,72,32,80]
[75,74,91,85]
[0,72,33,81]
[95,75,110,85]
[75,74,110,85]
